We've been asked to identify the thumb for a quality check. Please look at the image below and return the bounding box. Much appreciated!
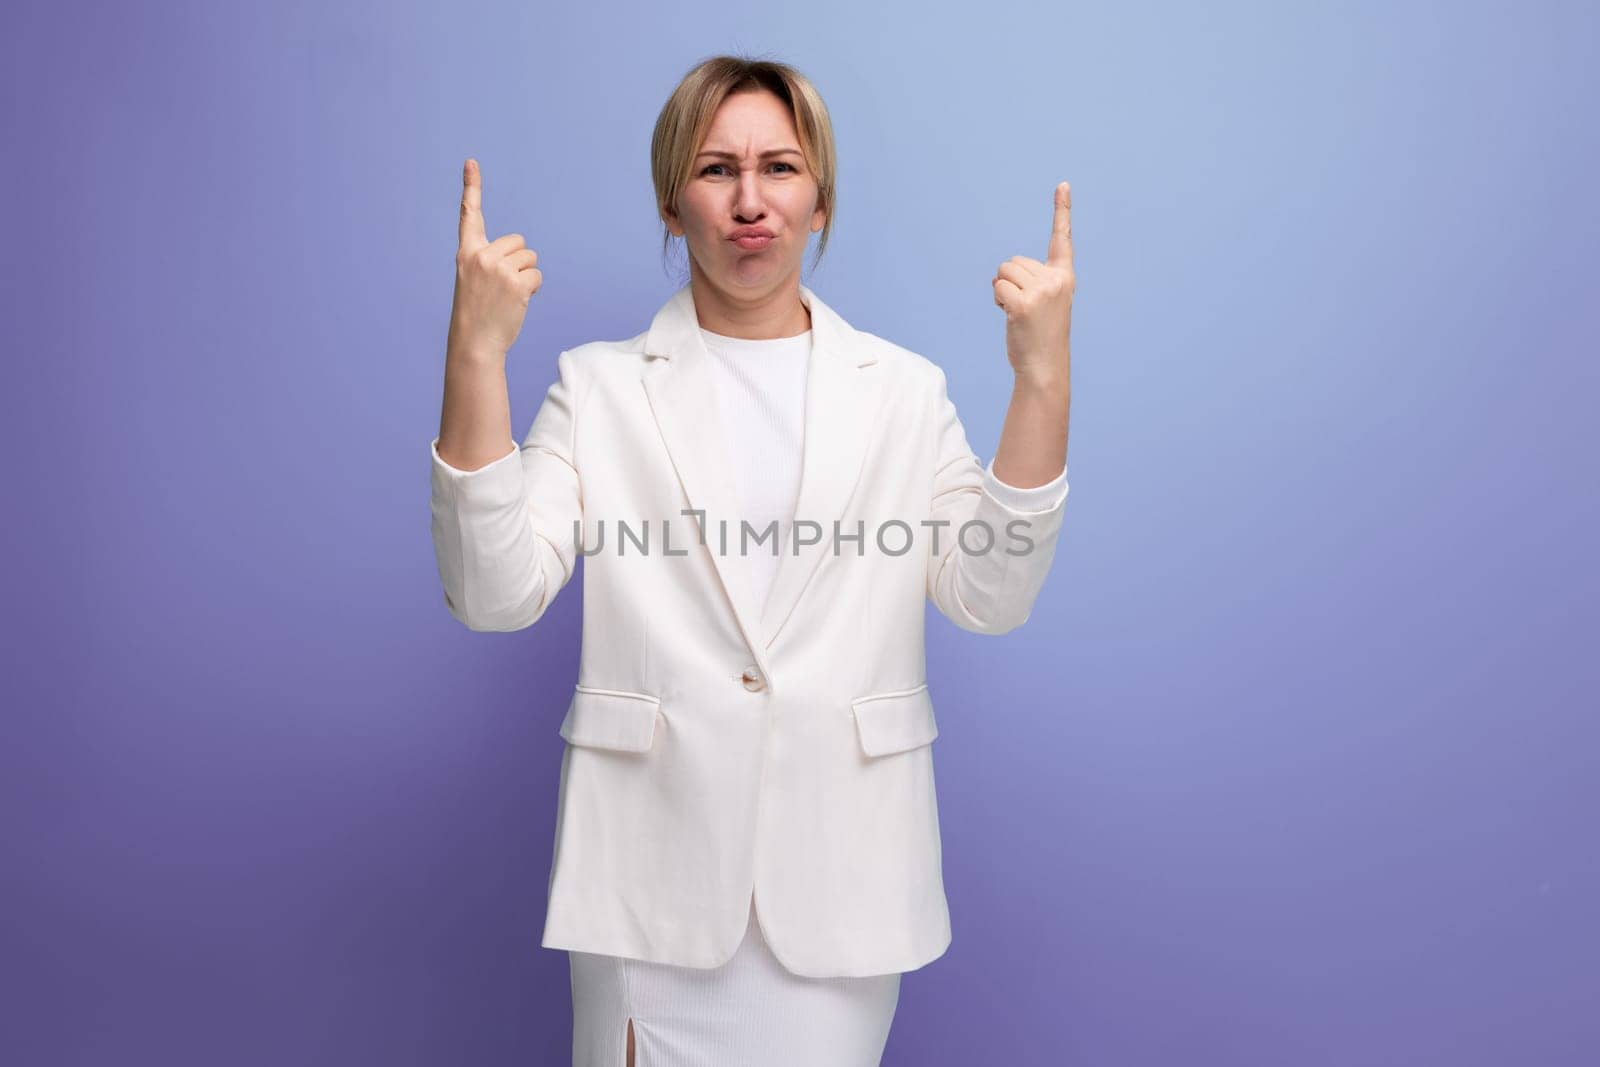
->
[458,158,488,251]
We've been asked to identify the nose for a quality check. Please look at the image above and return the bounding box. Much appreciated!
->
[733,171,766,223]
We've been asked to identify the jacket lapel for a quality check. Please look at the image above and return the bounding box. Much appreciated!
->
[640,283,881,686]
[757,286,881,652]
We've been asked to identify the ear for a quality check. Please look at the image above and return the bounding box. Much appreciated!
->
[811,197,827,233]
[661,199,684,237]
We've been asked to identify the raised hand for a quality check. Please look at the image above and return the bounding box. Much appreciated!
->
[993,181,1075,390]
[448,158,543,359]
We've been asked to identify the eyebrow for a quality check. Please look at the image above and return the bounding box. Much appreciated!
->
[694,148,804,160]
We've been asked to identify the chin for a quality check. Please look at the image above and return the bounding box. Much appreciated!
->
[725,257,792,284]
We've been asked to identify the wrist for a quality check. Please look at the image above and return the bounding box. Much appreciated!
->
[1011,367,1071,402]
[447,336,508,368]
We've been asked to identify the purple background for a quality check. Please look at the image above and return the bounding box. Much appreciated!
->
[5,1,1597,1064]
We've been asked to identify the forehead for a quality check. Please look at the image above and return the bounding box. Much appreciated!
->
[699,90,799,151]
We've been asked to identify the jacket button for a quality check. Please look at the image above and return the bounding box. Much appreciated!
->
[740,665,766,692]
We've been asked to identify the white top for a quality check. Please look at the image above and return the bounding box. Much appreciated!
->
[698,326,1069,611]
[699,326,812,609]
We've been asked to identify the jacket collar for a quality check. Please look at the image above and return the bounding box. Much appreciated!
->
[641,282,882,692]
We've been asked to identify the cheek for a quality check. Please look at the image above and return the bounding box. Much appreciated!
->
[676,193,717,231]
[790,189,822,224]
[780,195,816,227]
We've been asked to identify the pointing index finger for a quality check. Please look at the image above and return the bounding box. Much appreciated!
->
[459,157,487,251]
[1046,181,1073,269]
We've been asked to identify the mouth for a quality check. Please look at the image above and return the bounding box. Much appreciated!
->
[731,233,774,251]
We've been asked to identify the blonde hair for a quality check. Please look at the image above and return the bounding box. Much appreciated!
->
[651,55,837,275]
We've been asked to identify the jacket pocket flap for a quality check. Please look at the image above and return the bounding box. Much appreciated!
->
[560,686,661,753]
[850,683,938,757]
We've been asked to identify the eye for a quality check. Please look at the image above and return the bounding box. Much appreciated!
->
[698,162,801,176]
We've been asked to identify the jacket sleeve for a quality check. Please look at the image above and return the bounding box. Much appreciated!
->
[925,367,1069,635]
[428,349,587,632]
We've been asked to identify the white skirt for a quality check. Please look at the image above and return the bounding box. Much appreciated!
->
[568,893,903,1066]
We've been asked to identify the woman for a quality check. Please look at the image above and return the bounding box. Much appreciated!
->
[430,55,1073,1067]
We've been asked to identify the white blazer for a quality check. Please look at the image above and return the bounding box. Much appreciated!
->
[428,283,1069,978]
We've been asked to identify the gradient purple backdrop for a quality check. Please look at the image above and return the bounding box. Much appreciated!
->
[4,0,1596,1064]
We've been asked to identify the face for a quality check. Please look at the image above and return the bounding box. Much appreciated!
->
[664,88,826,298]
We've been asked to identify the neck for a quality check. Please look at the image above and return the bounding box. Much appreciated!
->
[687,263,813,339]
